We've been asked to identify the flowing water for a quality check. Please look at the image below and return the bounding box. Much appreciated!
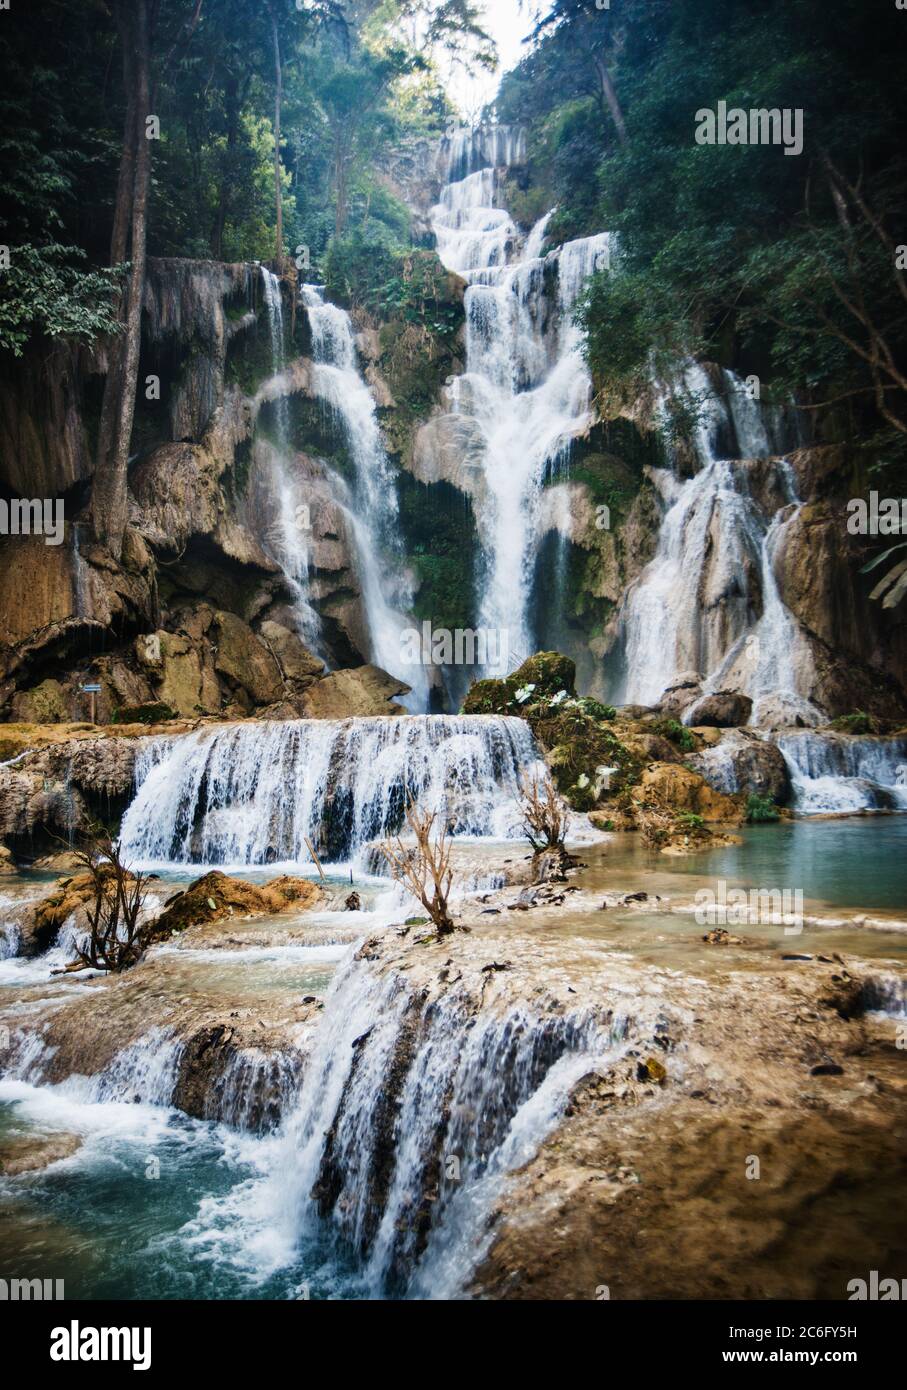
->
[431,132,609,672]
[118,714,542,869]
[259,269,322,649]
[619,365,819,721]
[300,285,428,708]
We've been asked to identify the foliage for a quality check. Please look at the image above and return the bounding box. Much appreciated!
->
[745,793,780,824]
[499,0,907,456]
[0,245,121,357]
[653,718,696,753]
[829,711,876,736]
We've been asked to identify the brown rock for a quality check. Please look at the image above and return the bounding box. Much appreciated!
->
[213,611,284,706]
[302,665,411,718]
[685,690,753,728]
[259,621,324,684]
[634,762,745,823]
[150,870,322,936]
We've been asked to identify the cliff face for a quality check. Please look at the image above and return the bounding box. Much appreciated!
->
[2,251,905,728]
[0,259,412,725]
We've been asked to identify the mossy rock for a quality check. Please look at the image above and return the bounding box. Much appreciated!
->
[462,651,576,715]
[112,702,177,725]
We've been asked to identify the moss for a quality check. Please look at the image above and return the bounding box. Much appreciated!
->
[112,702,177,725]
[397,474,478,633]
[830,711,876,735]
[461,652,576,714]
[745,793,781,824]
[652,717,696,752]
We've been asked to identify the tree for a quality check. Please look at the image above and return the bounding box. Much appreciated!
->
[55,830,153,975]
[380,800,459,936]
[92,0,155,560]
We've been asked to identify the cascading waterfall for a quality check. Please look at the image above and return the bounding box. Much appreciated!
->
[300,284,428,709]
[259,951,629,1298]
[619,365,820,724]
[260,268,321,647]
[430,132,609,672]
[775,731,907,814]
[119,715,542,868]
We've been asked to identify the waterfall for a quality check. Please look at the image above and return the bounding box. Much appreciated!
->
[300,284,428,710]
[119,715,543,868]
[620,369,821,724]
[430,132,609,672]
[775,732,907,814]
[264,951,627,1297]
[259,269,321,648]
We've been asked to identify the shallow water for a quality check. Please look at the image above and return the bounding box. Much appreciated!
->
[0,815,905,1299]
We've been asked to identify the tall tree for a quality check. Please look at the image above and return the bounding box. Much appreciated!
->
[92,0,154,560]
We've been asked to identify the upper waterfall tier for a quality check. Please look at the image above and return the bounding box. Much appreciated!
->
[429,130,610,671]
[119,715,542,868]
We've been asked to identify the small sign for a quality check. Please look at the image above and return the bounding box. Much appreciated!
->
[81,683,102,693]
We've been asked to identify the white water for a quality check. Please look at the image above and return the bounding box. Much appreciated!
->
[431,132,609,671]
[300,284,428,709]
[204,948,628,1297]
[259,270,322,649]
[119,715,542,869]
[620,366,821,723]
[776,732,907,814]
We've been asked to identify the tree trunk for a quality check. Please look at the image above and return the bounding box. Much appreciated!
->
[593,55,627,146]
[92,0,153,559]
[267,1,284,264]
[94,24,137,536]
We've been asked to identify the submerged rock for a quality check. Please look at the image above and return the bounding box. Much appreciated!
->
[0,1131,82,1175]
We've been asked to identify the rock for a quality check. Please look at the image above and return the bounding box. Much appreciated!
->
[150,871,323,936]
[213,611,285,706]
[690,731,792,805]
[30,850,83,872]
[810,1062,844,1076]
[112,702,177,725]
[634,763,744,823]
[0,1131,82,1175]
[702,927,741,945]
[344,891,362,911]
[685,690,753,728]
[302,665,411,718]
[657,674,703,720]
[154,630,214,716]
[462,651,576,715]
[8,678,69,724]
[0,844,17,875]
[259,621,325,685]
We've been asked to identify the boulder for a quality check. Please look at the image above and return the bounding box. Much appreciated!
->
[633,762,745,823]
[259,620,324,684]
[690,732,792,804]
[302,665,411,718]
[213,610,284,706]
[657,673,702,720]
[150,870,323,936]
[462,651,576,715]
[686,690,753,728]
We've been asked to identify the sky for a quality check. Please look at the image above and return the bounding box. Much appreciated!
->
[449,0,542,119]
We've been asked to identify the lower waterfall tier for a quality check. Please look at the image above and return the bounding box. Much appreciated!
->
[119,715,543,868]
